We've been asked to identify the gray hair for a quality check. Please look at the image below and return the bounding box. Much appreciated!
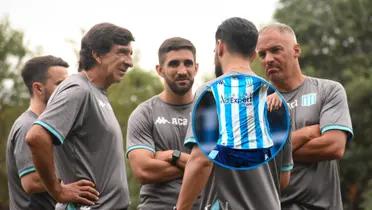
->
[259,23,298,43]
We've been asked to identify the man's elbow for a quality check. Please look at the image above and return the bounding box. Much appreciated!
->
[190,154,213,169]
[132,168,156,184]
[21,178,44,194]
[332,146,345,160]
[22,183,38,194]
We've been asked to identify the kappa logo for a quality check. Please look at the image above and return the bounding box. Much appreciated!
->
[155,117,171,124]
[155,116,188,126]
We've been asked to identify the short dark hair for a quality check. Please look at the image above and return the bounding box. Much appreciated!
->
[215,17,258,57]
[158,37,196,65]
[21,55,69,96]
[78,23,135,71]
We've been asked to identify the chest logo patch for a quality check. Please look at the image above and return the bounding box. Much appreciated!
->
[155,116,188,126]
[301,93,317,107]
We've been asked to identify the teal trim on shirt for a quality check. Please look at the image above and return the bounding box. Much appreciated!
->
[281,164,294,172]
[67,203,77,210]
[19,166,36,178]
[321,124,353,141]
[126,145,155,157]
[34,120,64,144]
[184,137,197,145]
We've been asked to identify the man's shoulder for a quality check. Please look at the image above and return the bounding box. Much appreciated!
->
[136,95,160,111]
[53,74,92,98]
[13,110,37,131]
[306,76,343,89]
[129,95,160,118]
[7,110,36,143]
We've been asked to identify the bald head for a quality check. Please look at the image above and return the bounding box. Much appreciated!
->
[259,23,298,44]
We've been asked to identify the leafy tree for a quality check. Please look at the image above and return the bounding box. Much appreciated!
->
[274,0,372,209]
[0,17,29,208]
[108,67,163,209]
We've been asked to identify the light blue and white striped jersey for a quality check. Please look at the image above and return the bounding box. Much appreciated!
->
[210,73,273,150]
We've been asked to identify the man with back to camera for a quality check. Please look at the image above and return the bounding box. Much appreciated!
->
[256,23,353,210]
[6,55,68,210]
[25,23,135,209]
[126,37,200,210]
[176,17,293,210]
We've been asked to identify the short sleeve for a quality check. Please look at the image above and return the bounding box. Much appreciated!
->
[126,103,155,156]
[35,85,88,145]
[319,82,353,140]
[14,126,36,177]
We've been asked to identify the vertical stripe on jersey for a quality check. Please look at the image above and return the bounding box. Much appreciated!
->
[258,84,273,148]
[253,80,263,148]
[212,84,223,146]
[224,77,234,147]
[231,77,242,149]
[246,79,257,149]
[237,77,247,149]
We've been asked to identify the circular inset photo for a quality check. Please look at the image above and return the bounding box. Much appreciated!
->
[192,73,291,170]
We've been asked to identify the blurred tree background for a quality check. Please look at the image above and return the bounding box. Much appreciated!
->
[0,0,371,209]
[274,0,372,209]
[0,17,29,210]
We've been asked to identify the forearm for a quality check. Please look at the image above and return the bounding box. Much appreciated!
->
[26,128,61,199]
[21,172,47,194]
[177,147,213,210]
[175,152,190,169]
[292,124,320,152]
[131,158,183,184]
[293,131,346,162]
[279,172,290,191]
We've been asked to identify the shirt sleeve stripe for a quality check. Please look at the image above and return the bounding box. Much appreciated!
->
[321,124,353,140]
[126,145,155,157]
[19,166,36,177]
[280,164,293,172]
[184,137,197,149]
[34,120,64,144]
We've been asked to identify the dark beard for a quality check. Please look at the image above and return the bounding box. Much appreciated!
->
[166,79,194,96]
[215,65,223,77]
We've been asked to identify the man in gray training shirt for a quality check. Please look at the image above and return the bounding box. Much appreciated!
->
[257,23,353,210]
[26,23,135,210]
[176,17,293,210]
[6,55,68,210]
[127,37,200,210]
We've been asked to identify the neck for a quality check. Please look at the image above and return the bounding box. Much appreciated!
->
[82,68,109,89]
[159,89,193,105]
[222,56,255,75]
[29,97,46,116]
[275,65,305,92]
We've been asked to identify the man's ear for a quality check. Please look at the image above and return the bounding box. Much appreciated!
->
[156,64,164,77]
[32,82,43,96]
[216,40,224,57]
[293,44,301,58]
[92,51,101,64]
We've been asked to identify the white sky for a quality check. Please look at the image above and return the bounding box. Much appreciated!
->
[1,0,279,80]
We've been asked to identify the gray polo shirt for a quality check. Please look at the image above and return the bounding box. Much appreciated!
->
[127,95,200,210]
[35,74,130,210]
[280,77,353,210]
[6,110,55,210]
[184,72,293,210]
